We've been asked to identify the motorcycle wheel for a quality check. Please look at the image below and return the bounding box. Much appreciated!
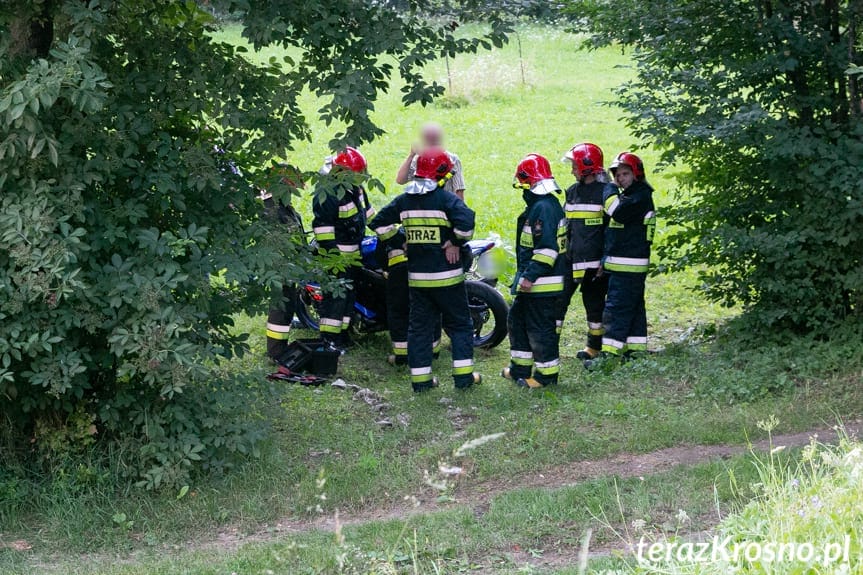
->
[466,280,509,350]
[294,287,321,331]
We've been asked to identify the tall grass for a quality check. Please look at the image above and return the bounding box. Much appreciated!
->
[624,422,863,575]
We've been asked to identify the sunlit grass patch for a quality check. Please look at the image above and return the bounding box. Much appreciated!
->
[620,424,863,575]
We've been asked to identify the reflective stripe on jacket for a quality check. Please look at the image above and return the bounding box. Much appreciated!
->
[311,184,371,254]
[564,181,616,279]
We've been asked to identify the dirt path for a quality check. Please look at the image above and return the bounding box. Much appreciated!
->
[9,422,858,573]
[206,422,860,551]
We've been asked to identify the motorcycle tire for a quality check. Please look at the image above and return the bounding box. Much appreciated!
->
[294,282,509,350]
[465,280,509,350]
[294,287,321,331]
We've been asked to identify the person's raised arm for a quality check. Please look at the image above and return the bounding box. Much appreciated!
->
[395,145,419,185]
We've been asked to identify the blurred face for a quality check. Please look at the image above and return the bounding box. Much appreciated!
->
[421,123,444,147]
[613,165,635,189]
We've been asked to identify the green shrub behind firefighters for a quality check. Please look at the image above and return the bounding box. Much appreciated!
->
[571,0,863,334]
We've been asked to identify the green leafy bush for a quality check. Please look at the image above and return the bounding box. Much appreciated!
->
[0,0,317,489]
[0,0,509,488]
[570,0,863,333]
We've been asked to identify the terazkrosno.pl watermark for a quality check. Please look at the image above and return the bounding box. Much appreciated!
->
[636,535,853,567]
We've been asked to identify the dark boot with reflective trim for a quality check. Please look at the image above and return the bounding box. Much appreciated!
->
[516,377,554,389]
[412,377,439,393]
[456,372,482,390]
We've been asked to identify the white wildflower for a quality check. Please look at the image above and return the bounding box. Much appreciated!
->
[454,432,506,457]
[756,415,779,433]
[438,464,463,476]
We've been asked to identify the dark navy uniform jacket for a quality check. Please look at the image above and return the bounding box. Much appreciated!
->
[514,191,568,297]
[603,180,656,273]
[370,187,475,288]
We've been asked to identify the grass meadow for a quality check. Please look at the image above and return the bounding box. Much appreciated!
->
[2,23,863,575]
[215,22,732,346]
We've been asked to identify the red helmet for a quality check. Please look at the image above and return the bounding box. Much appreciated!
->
[514,153,553,187]
[609,152,645,180]
[332,146,367,173]
[415,147,453,180]
[564,143,604,179]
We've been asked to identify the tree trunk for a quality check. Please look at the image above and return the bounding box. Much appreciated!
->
[825,0,846,123]
[7,0,55,59]
[851,1,863,116]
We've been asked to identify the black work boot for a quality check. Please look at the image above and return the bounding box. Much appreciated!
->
[583,352,620,371]
[412,377,439,393]
[455,372,482,390]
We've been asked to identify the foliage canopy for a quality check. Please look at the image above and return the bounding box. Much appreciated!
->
[570,0,863,332]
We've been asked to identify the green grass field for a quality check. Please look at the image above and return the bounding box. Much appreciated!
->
[213,22,732,344]
[3,23,863,575]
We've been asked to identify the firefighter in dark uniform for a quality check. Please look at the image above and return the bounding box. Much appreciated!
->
[381,228,442,365]
[370,147,481,392]
[595,151,656,364]
[503,154,568,388]
[263,164,306,360]
[560,143,616,361]
[311,147,376,350]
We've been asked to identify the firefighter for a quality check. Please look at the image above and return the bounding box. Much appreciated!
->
[312,147,376,351]
[262,164,306,361]
[381,227,443,366]
[503,154,568,388]
[370,147,481,392]
[560,143,616,361]
[593,151,656,365]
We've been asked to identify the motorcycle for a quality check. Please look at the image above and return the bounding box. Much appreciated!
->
[295,237,509,349]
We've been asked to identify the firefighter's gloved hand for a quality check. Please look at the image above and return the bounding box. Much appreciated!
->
[442,240,461,265]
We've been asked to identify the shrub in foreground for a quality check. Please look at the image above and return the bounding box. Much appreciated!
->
[0,0,508,488]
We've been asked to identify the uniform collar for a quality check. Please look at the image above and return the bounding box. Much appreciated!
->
[530,178,561,196]
[404,178,440,195]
